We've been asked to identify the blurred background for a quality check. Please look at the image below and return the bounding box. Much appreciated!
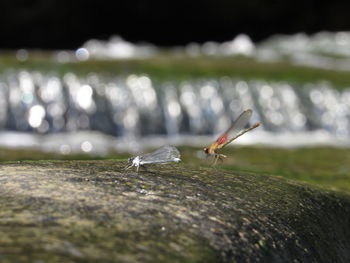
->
[0,0,350,192]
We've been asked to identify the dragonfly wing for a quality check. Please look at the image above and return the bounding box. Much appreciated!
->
[139,146,181,165]
[216,109,253,146]
[221,121,260,148]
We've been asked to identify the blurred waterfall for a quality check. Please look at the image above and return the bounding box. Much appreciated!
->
[0,70,349,153]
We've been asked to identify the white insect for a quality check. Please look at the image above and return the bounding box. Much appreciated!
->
[125,146,181,172]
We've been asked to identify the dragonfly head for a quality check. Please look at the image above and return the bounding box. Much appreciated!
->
[203,147,210,155]
[128,157,134,164]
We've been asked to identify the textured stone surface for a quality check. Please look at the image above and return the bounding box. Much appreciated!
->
[0,160,349,262]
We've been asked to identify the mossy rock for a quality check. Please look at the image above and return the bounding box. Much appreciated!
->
[0,160,349,262]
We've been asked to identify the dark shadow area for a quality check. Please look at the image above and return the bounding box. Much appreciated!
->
[1,0,350,49]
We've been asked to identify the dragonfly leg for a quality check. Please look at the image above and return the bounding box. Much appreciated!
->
[125,164,134,170]
[213,156,217,166]
[212,153,227,165]
[212,154,219,166]
[210,155,215,166]
[218,154,227,163]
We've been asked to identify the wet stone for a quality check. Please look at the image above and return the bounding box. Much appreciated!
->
[0,160,349,262]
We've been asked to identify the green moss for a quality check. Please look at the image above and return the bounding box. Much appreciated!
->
[177,145,350,194]
[1,145,350,194]
[2,52,350,88]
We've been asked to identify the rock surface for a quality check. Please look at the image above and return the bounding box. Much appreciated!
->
[0,160,349,262]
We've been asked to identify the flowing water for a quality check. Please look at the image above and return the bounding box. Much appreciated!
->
[0,70,349,154]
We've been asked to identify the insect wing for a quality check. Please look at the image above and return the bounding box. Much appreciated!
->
[216,109,253,146]
[139,146,181,165]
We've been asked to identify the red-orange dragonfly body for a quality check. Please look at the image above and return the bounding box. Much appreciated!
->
[204,109,260,164]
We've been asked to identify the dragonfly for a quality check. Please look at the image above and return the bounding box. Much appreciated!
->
[125,146,181,172]
[204,109,260,165]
